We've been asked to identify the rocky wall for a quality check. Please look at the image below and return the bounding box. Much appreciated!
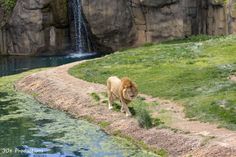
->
[0,0,70,55]
[1,0,236,55]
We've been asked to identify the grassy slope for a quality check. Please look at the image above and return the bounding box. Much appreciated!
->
[69,35,236,130]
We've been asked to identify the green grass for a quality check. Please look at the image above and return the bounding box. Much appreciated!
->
[98,121,111,128]
[131,99,164,129]
[90,92,100,102]
[0,69,46,93]
[69,35,236,130]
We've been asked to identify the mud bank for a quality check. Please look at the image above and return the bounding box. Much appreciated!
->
[15,61,236,157]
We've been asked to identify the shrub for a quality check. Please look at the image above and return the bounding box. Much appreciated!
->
[131,100,164,129]
[136,107,153,129]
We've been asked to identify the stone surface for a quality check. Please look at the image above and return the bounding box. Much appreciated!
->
[81,0,136,52]
[0,0,70,55]
[81,0,236,52]
[227,0,236,34]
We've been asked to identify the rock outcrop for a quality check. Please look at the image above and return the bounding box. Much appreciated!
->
[0,0,70,55]
[82,0,236,52]
[81,0,136,52]
[1,0,236,55]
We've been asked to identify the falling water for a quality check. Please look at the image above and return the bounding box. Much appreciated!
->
[71,0,93,53]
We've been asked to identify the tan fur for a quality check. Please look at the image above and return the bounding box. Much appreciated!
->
[107,76,138,117]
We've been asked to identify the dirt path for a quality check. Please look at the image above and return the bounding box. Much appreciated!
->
[229,75,236,82]
[15,61,236,157]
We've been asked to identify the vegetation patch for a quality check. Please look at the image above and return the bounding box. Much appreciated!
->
[0,0,17,26]
[113,130,168,157]
[69,35,236,130]
[134,104,153,128]
[98,121,111,128]
[131,100,164,129]
[90,92,100,102]
[0,0,17,12]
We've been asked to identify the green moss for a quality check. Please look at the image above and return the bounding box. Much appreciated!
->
[90,92,100,102]
[113,130,168,157]
[0,0,17,12]
[69,35,236,130]
[98,121,111,128]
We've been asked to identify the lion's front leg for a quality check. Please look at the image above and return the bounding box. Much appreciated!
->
[120,100,125,113]
[121,101,131,117]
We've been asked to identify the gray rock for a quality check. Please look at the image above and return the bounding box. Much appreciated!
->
[81,0,136,52]
[0,0,69,55]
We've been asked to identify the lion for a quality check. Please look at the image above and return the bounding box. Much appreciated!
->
[107,76,138,117]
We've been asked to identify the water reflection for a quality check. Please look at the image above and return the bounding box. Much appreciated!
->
[0,53,98,77]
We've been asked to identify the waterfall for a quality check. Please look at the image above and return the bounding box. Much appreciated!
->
[71,0,93,53]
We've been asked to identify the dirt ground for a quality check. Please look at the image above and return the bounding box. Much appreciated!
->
[229,75,236,82]
[15,61,236,157]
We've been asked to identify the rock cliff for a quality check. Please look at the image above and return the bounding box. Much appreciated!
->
[0,0,70,55]
[1,0,236,55]
[82,0,236,52]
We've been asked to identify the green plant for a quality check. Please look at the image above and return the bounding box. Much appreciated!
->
[0,0,17,12]
[98,121,111,128]
[136,107,153,129]
[152,117,164,126]
[132,100,153,129]
[90,92,100,102]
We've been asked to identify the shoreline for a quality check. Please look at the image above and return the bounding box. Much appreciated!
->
[15,61,236,157]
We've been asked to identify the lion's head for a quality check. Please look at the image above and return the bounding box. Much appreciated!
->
[120,77,138,101]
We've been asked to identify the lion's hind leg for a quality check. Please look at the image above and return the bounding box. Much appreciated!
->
[108,91,114,110]
[107,79,113,110]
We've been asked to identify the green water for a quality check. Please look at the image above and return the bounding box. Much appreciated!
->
[0,58,158,157]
